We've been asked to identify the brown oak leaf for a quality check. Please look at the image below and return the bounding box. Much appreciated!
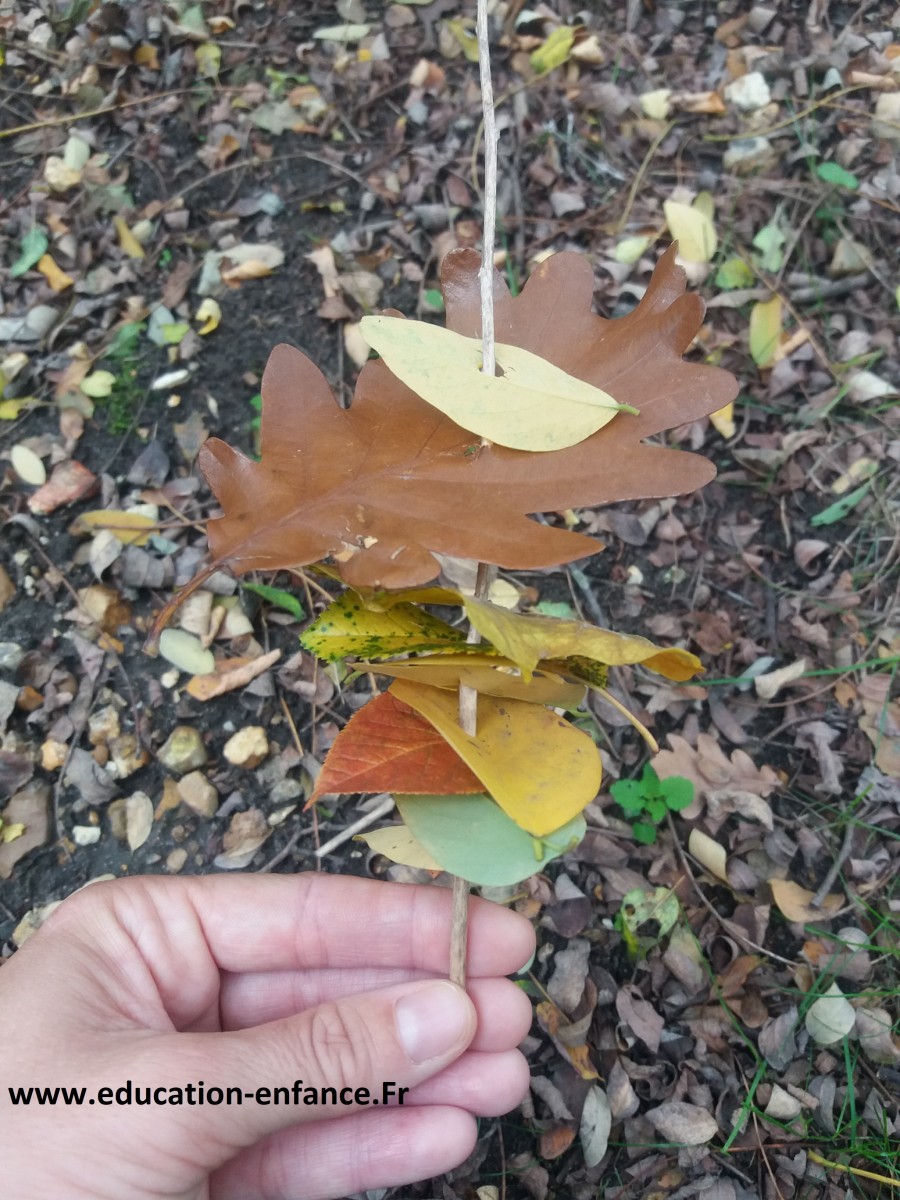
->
[199,245,736,588]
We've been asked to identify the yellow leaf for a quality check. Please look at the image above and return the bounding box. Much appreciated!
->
[1,821,25,844]
[709,401,735,438]
[195,41,221,78]
[446,17,479,61]
[133,42,160,69]
[640,88,672,119]
[356,824,442,871]
[80,370,117,398]
[195,297,221,335]
[749,296,782,368]
[663,200,717,263]
[688,828,728,881]
[36,253,74,291]
[359,318,639,452]
[769,878,844,923]
[0,397,38,419]
[300,592,466,661]
[71,510,157,547]
[355,654,586,707]
[114,216,146,260]
[464,597,703,683]
[530,26,576,74]
[391,679,601,836]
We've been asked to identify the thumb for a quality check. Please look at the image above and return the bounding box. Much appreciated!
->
[138,979,476,1164]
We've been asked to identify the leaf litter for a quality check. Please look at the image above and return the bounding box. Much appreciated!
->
[1,2,899,1198]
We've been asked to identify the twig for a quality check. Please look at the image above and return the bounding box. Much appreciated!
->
[476,0,498,377]
[450,0,499,990]
[811,817,858,909]
[314,794,395,858]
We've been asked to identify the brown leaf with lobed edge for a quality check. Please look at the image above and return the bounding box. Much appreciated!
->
[199,246,736,589]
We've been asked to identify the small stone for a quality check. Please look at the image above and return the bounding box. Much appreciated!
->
[157,725,208,774]
[72,824,101,846]
[828,237,870,278]
[89,704,121,746]
[177,770,219,818]
[41,738,69,770]
[223,726,269,769]
[725,71,771,112]
[166,847,189,873]
[0,642,25,672]
[723,136,774,172]
[108,734,150,779]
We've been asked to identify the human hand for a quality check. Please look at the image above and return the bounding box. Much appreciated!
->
[1,872,535,1200]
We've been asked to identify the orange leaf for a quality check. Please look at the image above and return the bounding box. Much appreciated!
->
[308,691,483,803]
[199,246,736,589]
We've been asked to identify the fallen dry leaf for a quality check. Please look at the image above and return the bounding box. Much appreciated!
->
[769,878,844,924]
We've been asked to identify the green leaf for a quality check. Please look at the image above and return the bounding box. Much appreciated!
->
[10,228,49,277]
[395,793,586,886]
[660,775,694,811]
[359,317,639,453]
[715,257,755,289]
[810,480,873,527]
[639,763,661,798]
[160,321,190,345]
[300,592,466,661]
[422,288,444,313]
[631,821,658,845]
[644,797,667,824]
[242,582,305,619]
[610,779,647,817]
[620,886,680,941]
[816,162,859,191]
[751,222,785,273]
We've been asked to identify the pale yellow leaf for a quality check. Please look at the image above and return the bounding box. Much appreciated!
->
[36,254,74,291]
[11,444,47,486]
[390,679,602,836]
[640,89,672,119]
[769,878,844,923]
[355,654,586,707]
[464,597,702,683]
[72,510,157,547]
[195,41,221,77]
[663,200,717,263]
[805,983,856,1046]
[356,824,443,871]
[194,297,221,335]
[614,235,653,264]
[359,317,638,452]
[80,370,117,399]
[688,828,728,882]
[114,216,146,260]
[749,296,782,368]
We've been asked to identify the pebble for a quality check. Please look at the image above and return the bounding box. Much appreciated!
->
[166,847,189,873]
[177,770,219,818]
[157,725,208,774]
[724,71,771,112]
[223,726,269,769]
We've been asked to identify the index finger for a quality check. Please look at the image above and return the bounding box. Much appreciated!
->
[86,872,536,979]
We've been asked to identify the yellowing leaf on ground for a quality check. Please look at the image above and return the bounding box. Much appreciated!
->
[36,254,74,291]
[114,216,146,260]
[663,200,717,263]
[355,654,586,707]
[72,509,156,546]
[769,878,844,923]
[11,444,47,486]
[300,591,466,661]
[749,296,782,368]
[359,318,639,452]
[688,828,728,881]
[391,679,602,836]
[465,597,702,682]
[709,401,735,438]
[195,41,221,77]
[530,26,576,74]
[80,370,117,399]
[194,298,221,335]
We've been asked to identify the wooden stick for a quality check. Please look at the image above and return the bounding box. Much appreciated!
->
[449,0,499,991]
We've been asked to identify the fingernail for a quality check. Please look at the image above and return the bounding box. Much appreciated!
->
[395,982,471,1064]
